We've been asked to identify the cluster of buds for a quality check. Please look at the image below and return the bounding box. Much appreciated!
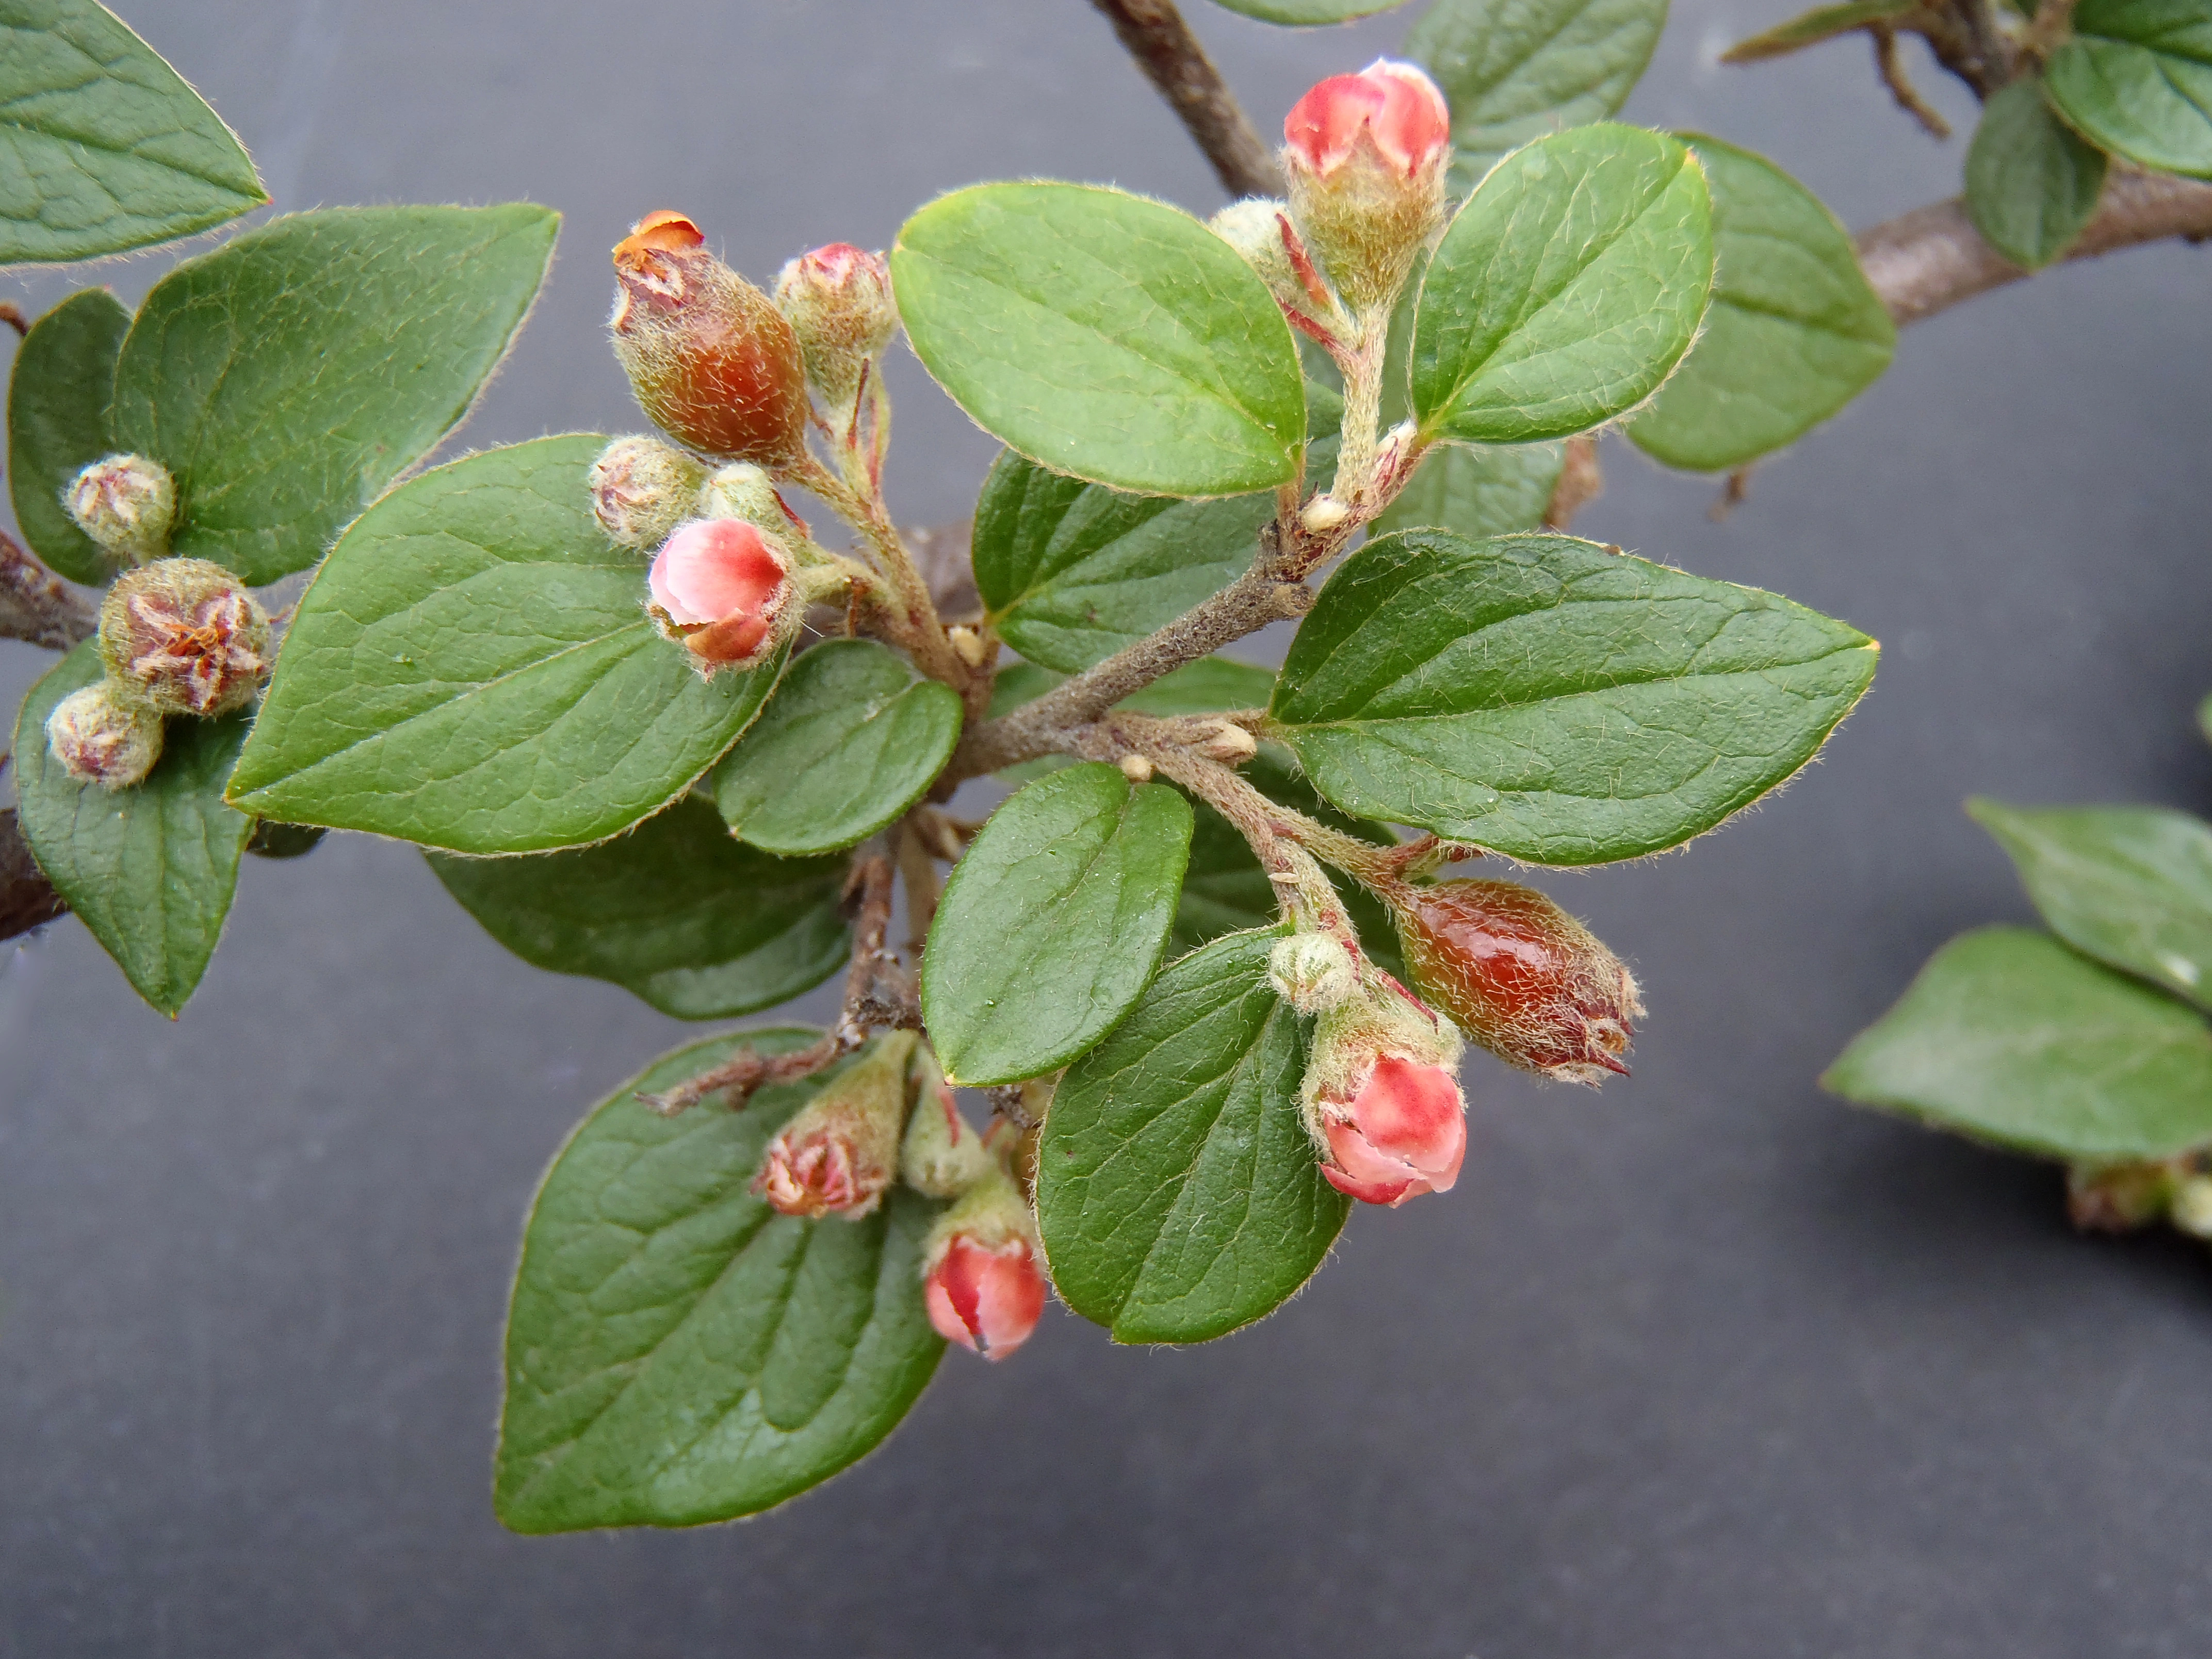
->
[44,557,272,790]
[1390,880,1642,1086]
[1272,932,1469,1207]
[2068,1155,2212,1239]
[753,1035,1049,1360]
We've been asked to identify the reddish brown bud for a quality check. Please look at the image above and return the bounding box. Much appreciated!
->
[610,210,809,465]
[1392,880,1644,1087]
[96,558,270,718]
[753,1033,916,1220]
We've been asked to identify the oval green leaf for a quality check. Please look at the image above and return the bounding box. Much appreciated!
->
[429,796,849,1020]
[1627,135,1895,472]
[12,641,252,1014]
[1208,0,1403,19]
[1970,798,2212,1011]
[227,435,786,854]
[1823,927,2212,1161]
[970,448,1273,672]
[892,182,1306,498]
[2045,0,2212,180]
[1372,440,1564,540]
[1965,79,2110,270]
[111,204,558,585]
[1409,0,1670,184]
[496,1029,945,1533]
[711,640,962,856]
[1036,927,1347,1344]
[1266,529,1878,864]
[1412,124,1714,446]
[0,0,266,265]
[6,285,128,583]
[922,761,1194,1085]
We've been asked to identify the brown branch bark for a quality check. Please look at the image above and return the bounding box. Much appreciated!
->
[1857,169,2212,326]
[0,808,66,943]
[1088,0,1285,199]
[0,529,96,650]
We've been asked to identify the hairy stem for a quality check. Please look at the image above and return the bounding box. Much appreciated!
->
[1088,0,1284,199]
[787,449,971,692]
[0,530,96,651]
[0,806,66,942]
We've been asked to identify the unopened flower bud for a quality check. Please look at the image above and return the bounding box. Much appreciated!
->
[922,1165,1048,1360]
[900,1046,993,1199]
[1300,494,1352,535]
[66,453,176,563]
[2066,1159,2181,1232]
[695,462,792,528]
[947,625,988,668]
[2171,1177,2212,1241]
[588,436,709,551]
[1303,967,1466,1206]
[1209,198,1339,334]
[610,210,809,465]
[97,558,270,718]
[754,1032,917,1219]
[1270,932,1357,1013]
[1392,880,1643,1087]
[1118,753,1154,784]
[646,518,795,675]
[1194,718,1258,766]
[44,682,162,789]
[1282,59,1451,312]
[773,242,897,406]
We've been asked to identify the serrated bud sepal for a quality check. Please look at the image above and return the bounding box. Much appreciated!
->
[753,1032,917,1219]
[44,682,162,789]
[96,558,270,717]
[66,453,176,564]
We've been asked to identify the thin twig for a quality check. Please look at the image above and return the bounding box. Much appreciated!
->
[1872,25,1953,139]
[1088,0,1284,199]
[1543,435,1604,532]
[0,529,96,650]
[0,808,66,942]
[0,302,26,339]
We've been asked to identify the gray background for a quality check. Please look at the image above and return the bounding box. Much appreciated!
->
[4,1,2210,1653]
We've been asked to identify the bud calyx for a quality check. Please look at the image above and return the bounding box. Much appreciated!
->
[44,682,162,789]
[96,558,271,718]
[66,453,176,564]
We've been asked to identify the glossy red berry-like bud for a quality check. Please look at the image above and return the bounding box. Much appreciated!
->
[922,1165,1047,1360]
[1392,879,1644,1087]
[754,1032,917,1220]
[646,518,793,674]
[610,210,809,465]
[44,682,162,789]
[1281,60,1451,311]
[96,558,270,718]
[773,242,896,406]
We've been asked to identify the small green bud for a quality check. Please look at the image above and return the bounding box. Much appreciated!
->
[97,558,271,718]
[65,453,176,564]
[44,682,162,789]
[773,243,897,407]
[695,462,790,528]
[1268,931,1357,1013]
[900,1045,993,1198]
[588,436,709,550]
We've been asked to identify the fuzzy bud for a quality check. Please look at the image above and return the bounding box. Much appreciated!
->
[1118,753,1154,784]
[900,1046,993,1199]
[2171,1176,2212,1241]
[754,1032,917,1220]
[44,682,162,789]
[646,518,795,675]
[922,1165,1048,1360]
[1270,932,1358,1014]
[1300,494,1352,535]
[588,436,710,551]
[1209,198,1338,332]
[1194,718,1258,766]
[96,558,270,718]
[2066,1160,2182,1232]
[66,453,176,564]
[1303,967,1466,1206]
[610,210,809,465]
[695,462,792,528]
[773,242,897,406]
[1392,879,1642,1087]
[1282,60,1451,312]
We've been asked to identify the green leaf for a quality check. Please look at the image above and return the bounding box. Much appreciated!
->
[1409,0,1670,184]
[0,0,266,265]
[711,641,962,856]
[227,436,786,855]
[1267,529,1878,864]
[1627,135,1895,473]
[1718,0,1919,61]
[1035,927,1346,1343]
[1372,440,1563,540]
[987,660,1065,721]
[2045,0,2212,180]
[1969,798,2212,1011]
[1207,0,1403,19]
[892,182,1306,498]
[922,762,1193,1085]
[11,641,251,1013]
[1411,124,1714,446]
[110,204,558,585]
[1965,79,2110,268]
[5,284,127,583]
[1120,656,1277,717]
[970,448,1273,672]
[428,796,849,1020]
[496,1029,944,1533]
[1823,927,2212,1161]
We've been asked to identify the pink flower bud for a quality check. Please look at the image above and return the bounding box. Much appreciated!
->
[773,242,897,405]
[1280,60,1452,312]
[610,210,810,465]
[96,558,271,718]
[753,1032,915,1220]
[44,682,162,789]
[1314,1054,1467,1207]
[921,1163,1047,1360]
[66,453,175,564]
[645,518,793,674]
[1392,880,1644,1087]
